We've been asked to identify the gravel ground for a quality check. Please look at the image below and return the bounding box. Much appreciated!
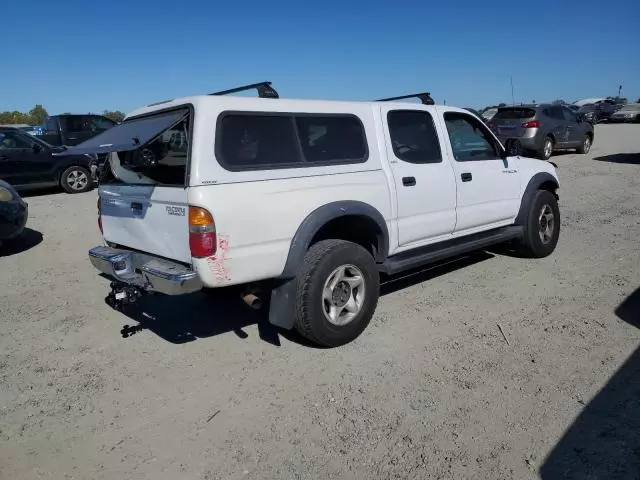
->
[1,124,639,480]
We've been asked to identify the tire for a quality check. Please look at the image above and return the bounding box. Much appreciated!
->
[576,134,592,154]
[505,139,523,156]
[538,136,554,160]
[294,239,380,347]
[60,166,93,194]
[516,190,560,258]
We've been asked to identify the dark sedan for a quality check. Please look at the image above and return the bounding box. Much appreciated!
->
[0,127,100,193]
[0,180,27,246]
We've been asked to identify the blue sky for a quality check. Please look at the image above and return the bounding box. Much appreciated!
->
[3,0,639,114]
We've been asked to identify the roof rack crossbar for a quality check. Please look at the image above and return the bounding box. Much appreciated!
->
[376,92,435,105]
[209,81,279,99]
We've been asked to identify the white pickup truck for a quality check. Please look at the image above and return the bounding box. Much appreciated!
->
[61,82,560,347]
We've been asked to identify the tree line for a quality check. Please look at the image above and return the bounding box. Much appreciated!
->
[0,105,125,125]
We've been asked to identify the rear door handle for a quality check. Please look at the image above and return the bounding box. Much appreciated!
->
[461,172,472,182]
[402,176,416,187]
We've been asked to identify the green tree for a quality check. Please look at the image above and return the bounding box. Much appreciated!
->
[102,110,125,122]
[28,104,48,125]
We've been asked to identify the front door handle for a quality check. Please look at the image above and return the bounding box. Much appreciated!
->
[461,172,472,182]
[402,176,416,187]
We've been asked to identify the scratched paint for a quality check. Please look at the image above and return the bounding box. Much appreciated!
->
[207,235,231,282]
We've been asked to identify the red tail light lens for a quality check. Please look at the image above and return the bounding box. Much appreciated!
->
[522,120,540,128]
[188,206,216,258]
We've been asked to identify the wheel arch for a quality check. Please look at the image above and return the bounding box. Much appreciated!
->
[514,172,559,225]
[278,201,389,279]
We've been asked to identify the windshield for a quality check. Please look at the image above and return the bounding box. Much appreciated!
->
[493,108,537,119]
[618,104,640,112]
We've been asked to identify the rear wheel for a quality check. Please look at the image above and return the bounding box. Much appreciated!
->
[294,239,379,347]
[538,136,554,160]
[516,190,560,258]
[60,166,92,193]
[577,135,592,154]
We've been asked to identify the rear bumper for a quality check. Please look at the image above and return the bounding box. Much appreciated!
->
[88,245,202,295]
[607,116,638,123]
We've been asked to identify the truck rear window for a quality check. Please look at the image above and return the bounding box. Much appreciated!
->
[104,111,190,186]
[216,112,368,170]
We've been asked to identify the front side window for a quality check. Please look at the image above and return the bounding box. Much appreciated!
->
[443,112,500,161]
[387,110,442,164]
[216,113,368,170]
[0,131,35,150]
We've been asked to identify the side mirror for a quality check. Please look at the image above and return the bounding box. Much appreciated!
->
[32,143,42,152]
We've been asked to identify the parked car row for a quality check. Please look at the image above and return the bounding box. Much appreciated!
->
[479,99,638,126]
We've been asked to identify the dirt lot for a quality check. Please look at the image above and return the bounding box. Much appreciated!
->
[1,124,639,480]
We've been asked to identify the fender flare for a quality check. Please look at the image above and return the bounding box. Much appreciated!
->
[278,200,389,279]
[269,201,388,330]
[514,172,559,225]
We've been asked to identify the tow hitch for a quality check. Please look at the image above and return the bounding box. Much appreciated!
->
[107,281,145,310]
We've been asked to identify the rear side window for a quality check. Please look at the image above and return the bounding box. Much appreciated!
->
[63,116,90,133]
[545,106,564,120]
[216,113,367,170]
[493,108,536,119]
[387,110,442,164]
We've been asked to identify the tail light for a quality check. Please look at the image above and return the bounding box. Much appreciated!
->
[189,206,216,258]
[97,197,103,234]
[522,120,540,128]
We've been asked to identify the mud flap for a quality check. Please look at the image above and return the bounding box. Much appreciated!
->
[268,278,297,329]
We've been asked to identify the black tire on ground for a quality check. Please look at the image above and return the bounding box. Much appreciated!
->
[294,239,380,347]
[538,136,554,160]
[516,189,560,258]
[576,134,592,154]
[60,166,93,194]
[505,139,523,156]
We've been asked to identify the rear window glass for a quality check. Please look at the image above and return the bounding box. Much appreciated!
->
[216,113,367,170]
[107,112,190,186]
[493,108,536,119]
[387,110,442,164]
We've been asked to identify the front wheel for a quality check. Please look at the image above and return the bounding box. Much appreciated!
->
[294,239,380,347]
[516,190,560,258]
[60,166,93,193]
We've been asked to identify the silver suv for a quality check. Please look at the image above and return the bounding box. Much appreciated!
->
[490,104,594,160]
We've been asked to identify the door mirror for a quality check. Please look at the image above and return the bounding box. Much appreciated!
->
[32,143,43,153]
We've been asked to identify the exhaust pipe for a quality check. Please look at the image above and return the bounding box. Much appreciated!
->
[241,292,262,310]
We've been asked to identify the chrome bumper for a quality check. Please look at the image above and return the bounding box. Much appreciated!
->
[88,245,202,295]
